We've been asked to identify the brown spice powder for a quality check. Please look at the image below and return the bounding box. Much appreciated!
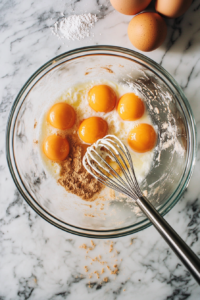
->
[58,134,103,200]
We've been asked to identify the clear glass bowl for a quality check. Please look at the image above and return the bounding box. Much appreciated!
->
[6,46,196,238]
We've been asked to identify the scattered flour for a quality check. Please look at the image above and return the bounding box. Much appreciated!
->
[52,13,98,40]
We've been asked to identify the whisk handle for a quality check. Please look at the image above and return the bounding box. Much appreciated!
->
[136,196,200,285]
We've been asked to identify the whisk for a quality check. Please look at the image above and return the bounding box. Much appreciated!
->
[83,135,200,284]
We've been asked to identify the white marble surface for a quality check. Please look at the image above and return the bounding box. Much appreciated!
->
[0,0,200,299]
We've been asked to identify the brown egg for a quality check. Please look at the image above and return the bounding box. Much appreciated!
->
[110,0,152,16]
[128,12,167,52]
[155,0,192,18]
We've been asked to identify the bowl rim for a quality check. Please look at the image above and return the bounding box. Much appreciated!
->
[6,45,197,238]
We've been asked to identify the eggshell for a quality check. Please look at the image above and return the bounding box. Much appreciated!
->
[128,12,167,52]
[110,0,152,16]
[155,0,192,18]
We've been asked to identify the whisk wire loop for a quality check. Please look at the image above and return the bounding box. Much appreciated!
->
[102,140,136,190]
[83,135,143,200]
[99,144,135,191]
[83,149,137,199]
[86,147,131,190]
[104,135,142,195]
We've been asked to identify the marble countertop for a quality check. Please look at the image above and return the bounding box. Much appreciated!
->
[0,0,200,299]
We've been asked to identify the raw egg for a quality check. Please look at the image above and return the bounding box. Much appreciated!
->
[88,85,117,113]
[117,93,145,121]
[128,124,156,153]
[78,117,108,144]
[155,0,192,18]
[47,102,76,130]
[110,0,152,15]
[128,12,167,52]
[43,135,70,161]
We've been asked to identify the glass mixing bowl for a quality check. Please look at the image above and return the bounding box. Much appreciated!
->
[6,46,196,238]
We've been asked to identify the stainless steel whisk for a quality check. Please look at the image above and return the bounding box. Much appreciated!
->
[83,135,200,284]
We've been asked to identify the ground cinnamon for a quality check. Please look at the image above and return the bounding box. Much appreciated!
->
[58,134,103,200]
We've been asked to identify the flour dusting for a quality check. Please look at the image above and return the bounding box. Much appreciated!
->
[52,13,98,40]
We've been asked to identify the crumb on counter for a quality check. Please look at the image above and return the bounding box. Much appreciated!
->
[94,271,100,279]
[109,242,114,253]
[79,243,87,249]
[111,265,119,275]
[79,240,95,253]
[84,266,88,273]
[92,256,98,262]
[130,238,136,245]
[91,240,95,248]
[79,238,120,284]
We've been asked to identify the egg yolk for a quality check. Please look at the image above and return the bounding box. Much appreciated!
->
[47,103,76,130]
[117,93,145,121]
[128,124,156,153]
[43,135,70,161]
[88,85,117,113]
[78,117,108,144]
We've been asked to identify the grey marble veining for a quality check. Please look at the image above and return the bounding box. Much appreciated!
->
[0,0,200,299]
